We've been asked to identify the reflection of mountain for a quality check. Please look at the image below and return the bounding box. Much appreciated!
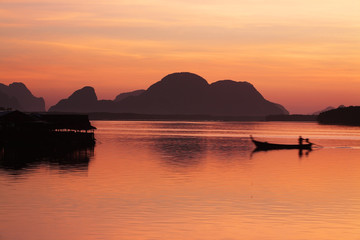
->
[0,145,94,174]
[152,137,207,167]
[49,72,288,116]
[150,135,253,169]
[0,82,45,112]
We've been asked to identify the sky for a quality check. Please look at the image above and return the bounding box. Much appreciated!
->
[1,0,359,113]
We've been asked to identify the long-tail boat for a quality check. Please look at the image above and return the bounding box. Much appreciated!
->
[250,135,312,150]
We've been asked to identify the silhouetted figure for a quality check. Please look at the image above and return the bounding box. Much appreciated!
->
[305,138,311,144]
[298,136,304,146]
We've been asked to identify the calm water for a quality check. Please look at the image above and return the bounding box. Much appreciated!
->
[1,121,360,240]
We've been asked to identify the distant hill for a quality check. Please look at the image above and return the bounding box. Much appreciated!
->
[114,90,145,102]
[0,82,45,112]
[312,106,335,115]
[48,86,115,113]
[317,106,360,126]
[0,89,21,110]
[266,114,317,122]
[49,72,289,116]
[48,86,97,113]
[312,105,345,115]
[115,72,288,116]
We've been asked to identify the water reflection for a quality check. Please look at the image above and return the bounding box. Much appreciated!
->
[0,145,94,175]
[206,137,252,158]
[2,121,360,240]
[298,148,312,158]
[151,137,207,168]
[252,148,313,159]
[150,136,253,169]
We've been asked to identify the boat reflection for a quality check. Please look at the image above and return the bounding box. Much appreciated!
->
[0,145,94,175]
[298,148,312,158]
[251,147,313,158]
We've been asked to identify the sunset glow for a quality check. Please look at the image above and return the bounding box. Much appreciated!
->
[1,0,359,113]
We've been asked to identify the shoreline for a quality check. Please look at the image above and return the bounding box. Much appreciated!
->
[87,112,318,122]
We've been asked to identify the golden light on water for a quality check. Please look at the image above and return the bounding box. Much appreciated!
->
[1,121,360,239]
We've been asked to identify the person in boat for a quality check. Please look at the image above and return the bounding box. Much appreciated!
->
[298,136,304,145]
[305,138,311,144]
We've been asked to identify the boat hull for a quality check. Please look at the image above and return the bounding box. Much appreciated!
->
[251,139,312,150]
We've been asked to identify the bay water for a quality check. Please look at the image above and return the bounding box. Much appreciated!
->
[1,121,360,240]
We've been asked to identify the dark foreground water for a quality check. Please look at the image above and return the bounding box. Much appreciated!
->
[1,121,360,240]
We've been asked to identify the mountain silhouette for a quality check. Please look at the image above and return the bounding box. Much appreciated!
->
[114,89,145,102]
[312,106,335,115]
[49,72,288,116]
[116,73,209,114]
[0,82,45,112]
[0,89,21,110]
[116,72,288,116]
[318,106,360,126]
[48,86,97,112]
[207,80,288,116]
[48,86,115,112]
[312,105,346,115]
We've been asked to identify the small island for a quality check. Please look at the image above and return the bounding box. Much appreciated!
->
[317,106,360,126]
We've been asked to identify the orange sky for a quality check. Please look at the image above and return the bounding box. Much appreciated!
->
[1,0,359,113]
